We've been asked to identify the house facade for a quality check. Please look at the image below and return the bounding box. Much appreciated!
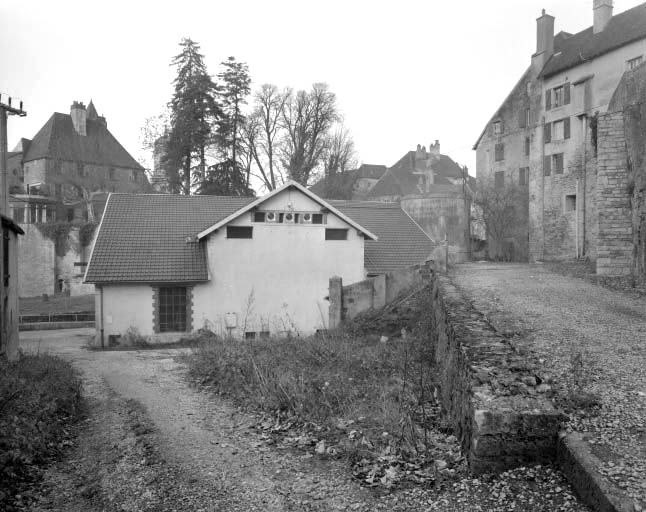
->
[84,182,434,344]
[9,100,149,296]
[474,1,646,263]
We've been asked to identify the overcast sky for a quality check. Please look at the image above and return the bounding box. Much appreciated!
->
[2,0,643,182]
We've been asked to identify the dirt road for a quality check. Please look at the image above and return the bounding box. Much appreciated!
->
[20,329,376,511]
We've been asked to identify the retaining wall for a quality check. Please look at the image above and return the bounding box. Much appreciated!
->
[425,271,566,473]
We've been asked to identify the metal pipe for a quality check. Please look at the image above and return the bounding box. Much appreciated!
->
[581,115,588,256]
[575,178,580,258]
[99,285,104,349]
[0,108,7,215]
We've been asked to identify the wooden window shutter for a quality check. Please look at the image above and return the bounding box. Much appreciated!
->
[519,108,526,128]
[545,90,551,110]
[544,123,552,143]
[564,117,571,139]
[544,155,552,176]
[564,83,571,104]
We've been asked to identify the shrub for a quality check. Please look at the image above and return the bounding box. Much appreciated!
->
[122,326,150,348]
[0,354,82,509]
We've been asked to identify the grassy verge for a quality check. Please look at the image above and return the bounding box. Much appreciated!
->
[182,286,464,488]
[0,353,83,510]
[20,294,95,315]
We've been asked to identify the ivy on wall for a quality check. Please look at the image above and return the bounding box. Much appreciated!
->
[79,222,97,247]
[35,222,72,257]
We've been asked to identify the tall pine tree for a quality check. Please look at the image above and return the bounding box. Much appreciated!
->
[217,57,251,170]
[165,38,220,194]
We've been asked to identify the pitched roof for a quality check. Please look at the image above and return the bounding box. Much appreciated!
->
[24,112,143,170]
[85,194,254,284]
[367,152,465,198]
[86,191,433,284]
[330,201,434,274]
[541,3,646,78]
[309,164,387,199]
[197,181,377,241]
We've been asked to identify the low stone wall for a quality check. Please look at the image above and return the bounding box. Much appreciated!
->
[426,271,565,474]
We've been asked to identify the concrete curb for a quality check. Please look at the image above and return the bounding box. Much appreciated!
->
[19,321,95,331]
[557,432,636,512]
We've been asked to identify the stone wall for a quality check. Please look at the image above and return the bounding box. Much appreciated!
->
[426,272,565,473]
[596,112,633,275]
[18,224,55,297]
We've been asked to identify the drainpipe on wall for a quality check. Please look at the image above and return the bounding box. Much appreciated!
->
[99,285,104,349]
[575,178,580,258]
[581,115,588,256]
[541,116,546,260]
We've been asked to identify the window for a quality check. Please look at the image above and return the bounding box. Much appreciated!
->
[129,170,136,182]
[13,207,24,223]
[109,168,116,180]
[627,56,643,71]
[79,165,88,178]
[519,108,530,128]
[325,228,348,240]
[525,136,530,156]
[546,82,570,110]
[493,121,502,135]
[312,213,324,224]
[158,287,187,332]
[519,167,529,186]
[544,123,551,143]
[494,171,504,189]
[67,208,75,222]
[494,143,505,162]
[245,331,256,340]
[552,153,564,174]
[253,212,265,222]
[227,226,253,238]
[565,194,577,212]
[551,118,571,141]
[544,155,552,176]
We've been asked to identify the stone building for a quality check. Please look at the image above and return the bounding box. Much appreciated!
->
[0,215,24,361]
[8,100,149,296]
[311,141,473,262]
[474,1,646,264]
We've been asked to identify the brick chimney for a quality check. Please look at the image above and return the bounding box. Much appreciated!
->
[593,0,613,34]
[429,140,440,157]
[70,101,87,136]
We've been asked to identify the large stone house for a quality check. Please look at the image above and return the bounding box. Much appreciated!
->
[9,100,149,296]
[474,1,646,264]
[311,141,473,262]
[84,181,434,344]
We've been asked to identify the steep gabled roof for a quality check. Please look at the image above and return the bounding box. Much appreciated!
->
[367,152,465,198]
[309,164,388,199]
[85,194,254,284]
[541,3,646,78]
[24,112,143,170]
[331,201,434,274]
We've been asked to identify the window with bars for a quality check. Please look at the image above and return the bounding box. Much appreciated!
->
[158,287,188,332]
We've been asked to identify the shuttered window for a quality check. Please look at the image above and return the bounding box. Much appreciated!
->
[564,117,571,139]
[519,167,529,186]
[544,123,551,143]
[553,153,564,174]
[564,83,571,105]
[545,90,552,110]
[544,156,552,176]
[525,136,530,156]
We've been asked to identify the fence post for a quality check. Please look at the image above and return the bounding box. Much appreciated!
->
[328,276,343,329]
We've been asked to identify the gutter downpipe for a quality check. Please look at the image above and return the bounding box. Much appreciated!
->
[99,285,104,349]
[581,115,588,257]
[541,115,546,261]
[575,178,580,258]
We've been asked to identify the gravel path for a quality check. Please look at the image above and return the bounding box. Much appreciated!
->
[19,327,590,511]
[453,262,646,507]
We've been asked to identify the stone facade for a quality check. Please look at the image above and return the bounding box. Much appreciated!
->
[475,2,646,264]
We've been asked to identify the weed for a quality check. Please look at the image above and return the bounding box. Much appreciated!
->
[0,354,82,510]
[122,326,150,348]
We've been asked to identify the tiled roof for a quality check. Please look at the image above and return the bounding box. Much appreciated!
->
[24,112,143,170]
[541,3,646,78]
[367,152,465,198]
[331,200,434,274]
[85,194,254,283]
[86,193,433,283]
[309,164,387,199]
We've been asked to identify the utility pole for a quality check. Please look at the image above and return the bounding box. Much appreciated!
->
[0,94,27,215]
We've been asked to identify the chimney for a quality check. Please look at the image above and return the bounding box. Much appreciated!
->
[536,9,555,57]
[593,0,613,34]
[70,101,87,136]
[429,139,440,157]
[415,144,427,161]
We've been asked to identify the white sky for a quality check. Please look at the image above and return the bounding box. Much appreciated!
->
[1,0,643,180]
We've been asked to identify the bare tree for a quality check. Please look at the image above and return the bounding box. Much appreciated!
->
[243,84,289,191]
[138,109,170,177]
[322,124,357,178]
[280,83,338,186]
[473,180,526,261]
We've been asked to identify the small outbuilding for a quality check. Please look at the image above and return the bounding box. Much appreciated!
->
[84,181,433,344]
[1,214,24,361]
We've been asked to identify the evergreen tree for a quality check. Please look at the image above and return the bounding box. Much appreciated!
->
[165,38,220,194]
[196,159,255,197]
